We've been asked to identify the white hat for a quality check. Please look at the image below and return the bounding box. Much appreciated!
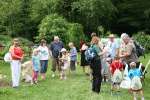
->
[61,48,67,52]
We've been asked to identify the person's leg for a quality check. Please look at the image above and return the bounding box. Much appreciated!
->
[140,90,144,100]
[51,58,57,73]
[95,75,102,93]
[40,60,45,80]
[11,61,17,87]
[11,61,21,87]
[133,92,137,100]
[32,71,35,81]
[92,75,96,92]
[70,61,76,71]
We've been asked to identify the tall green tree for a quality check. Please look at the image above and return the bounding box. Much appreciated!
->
[111,0,150,34]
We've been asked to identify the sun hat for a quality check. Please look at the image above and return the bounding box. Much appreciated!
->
[108,34,115,38]
[61,48,67,52]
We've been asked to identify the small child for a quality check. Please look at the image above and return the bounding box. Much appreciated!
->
[110,56,123,91]
[59,48,70,80]
[68,42,77,72]
[128,62,144,100]
[32,48,40,84]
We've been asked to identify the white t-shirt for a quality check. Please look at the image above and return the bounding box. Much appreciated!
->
[38,46,49,60]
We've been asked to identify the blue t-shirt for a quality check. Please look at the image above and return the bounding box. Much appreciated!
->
[128,68,141,79]
[70,47,77,61]
[32,55,40,71]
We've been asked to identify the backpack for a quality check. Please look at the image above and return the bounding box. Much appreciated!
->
[130,76,142,90]
[85,45,97,62]
[134,41,145,57]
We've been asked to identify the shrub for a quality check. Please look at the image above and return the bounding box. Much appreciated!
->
[36,14,68,44]
[37,14,87,49]
[0,35,33,58]
[133,32,150,53]
[66,23,86,49]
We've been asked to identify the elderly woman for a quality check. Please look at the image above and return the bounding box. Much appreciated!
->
[90,36,103,93]
[119,34,139,66]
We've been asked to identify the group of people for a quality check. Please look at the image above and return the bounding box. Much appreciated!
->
[6,36,77,86]
[81,32,145,100]
[4,33,145,100]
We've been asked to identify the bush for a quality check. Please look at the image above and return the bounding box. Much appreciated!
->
[36,14,68,44]
[37,14,87,49]
[0,35,33,58]
[133,32,150,53]
[66,23,87,49]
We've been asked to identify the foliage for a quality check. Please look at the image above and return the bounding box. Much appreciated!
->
[111,0,150,33]
[66,23,86,49]
[71,0,117,33]
[37,14,68,43]
[37,14,86,49]
[133,32,150,53]
[0,35,33,57]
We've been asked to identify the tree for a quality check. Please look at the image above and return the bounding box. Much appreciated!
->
[37,14,69,43]
[111,0,150,34]
[71,0,117,33]
[0,0,22,36]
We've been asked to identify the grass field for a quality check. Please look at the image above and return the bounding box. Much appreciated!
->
[0,54,150,100]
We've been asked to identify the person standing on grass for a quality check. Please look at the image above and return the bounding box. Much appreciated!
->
[32,48,40,84]
[106,34,119,60]
[68,42,77,72]
[38,39,49,80]
[9,38,24,88]
[50,36,64,77]
[80,42,89,74]
[90,36,103,93]
[119,34,139,66]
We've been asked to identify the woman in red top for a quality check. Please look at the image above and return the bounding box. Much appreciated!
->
[9,38,24,88]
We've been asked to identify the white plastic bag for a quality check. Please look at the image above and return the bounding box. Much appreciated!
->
[130,76,142,90]
[120,77,131,89]
[112,69,123,83]
[4,52,12,62]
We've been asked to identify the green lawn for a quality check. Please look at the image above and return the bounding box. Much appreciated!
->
[0,54,150,100]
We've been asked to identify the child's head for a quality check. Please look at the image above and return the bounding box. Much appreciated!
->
[61,48,67,55]
[130,62,136,69]
[114,56,120,60]
[32,48,39,56]
[68,42,74,48]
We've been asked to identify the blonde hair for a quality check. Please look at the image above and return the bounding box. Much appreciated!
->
[12,38,20,46]
[68,42,74,47]
[32,48,39,56]
[91,36,99,45]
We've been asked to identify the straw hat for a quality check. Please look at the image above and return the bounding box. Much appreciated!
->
[108,34,115,38]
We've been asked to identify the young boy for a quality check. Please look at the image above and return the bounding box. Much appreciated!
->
[68,42,77,72]
[128,62,144,100]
